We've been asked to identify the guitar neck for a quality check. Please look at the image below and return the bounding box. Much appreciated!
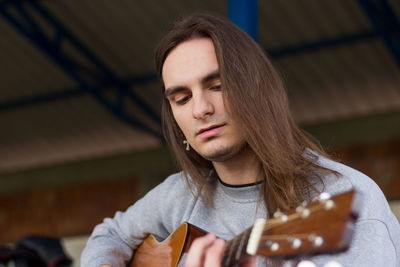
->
[219,189,360,266]
[221,226,254,266]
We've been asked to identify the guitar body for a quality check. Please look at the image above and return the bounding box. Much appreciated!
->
[130,222,207,267]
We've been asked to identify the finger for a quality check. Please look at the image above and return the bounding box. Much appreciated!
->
[203,238,225,267]
[185,234,216,267]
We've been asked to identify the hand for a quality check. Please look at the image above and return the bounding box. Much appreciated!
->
[184,234,255,267]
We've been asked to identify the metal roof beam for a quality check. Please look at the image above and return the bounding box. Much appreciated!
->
[267,31,378,58]
[358,0,400,66]
[0,0,162,139]
[0,73,157,111]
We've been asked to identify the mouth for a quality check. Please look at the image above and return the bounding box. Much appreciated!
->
[197,123,226,137]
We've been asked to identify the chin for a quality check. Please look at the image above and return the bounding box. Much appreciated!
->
[200,141,247,162]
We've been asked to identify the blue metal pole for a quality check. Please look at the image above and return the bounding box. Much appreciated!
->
[228,0,258,41]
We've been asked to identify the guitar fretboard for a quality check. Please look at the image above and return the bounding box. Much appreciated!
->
[221,227,253,267]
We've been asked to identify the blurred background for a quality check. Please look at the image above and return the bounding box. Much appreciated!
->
[0,0,399,265]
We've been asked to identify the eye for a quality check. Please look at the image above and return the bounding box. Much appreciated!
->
[174,95,191,105]
[210,84,222,91]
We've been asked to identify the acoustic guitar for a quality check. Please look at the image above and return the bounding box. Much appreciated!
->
[130,189,361,267]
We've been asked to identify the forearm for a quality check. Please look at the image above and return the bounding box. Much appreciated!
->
[81,174,184,267]
[80,215,137,267]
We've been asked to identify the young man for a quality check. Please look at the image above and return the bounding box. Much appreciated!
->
[81,13,400,267]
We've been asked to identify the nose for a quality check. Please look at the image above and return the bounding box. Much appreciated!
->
[192,91,214,120]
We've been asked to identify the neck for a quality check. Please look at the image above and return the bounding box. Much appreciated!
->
[212,145,261,185]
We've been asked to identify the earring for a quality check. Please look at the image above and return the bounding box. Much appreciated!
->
[183,140,190,151]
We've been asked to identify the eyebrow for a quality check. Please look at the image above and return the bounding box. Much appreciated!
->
[164,86,188,99]
[164,69,220,98]
[200,69,220,85]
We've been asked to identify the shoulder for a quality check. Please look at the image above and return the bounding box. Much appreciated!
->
[316,155,400,263]
[155,171,187,190]
[316,155,380,195]
[141,171,202,230]
[142,171,191,202]
[313,154,395,222]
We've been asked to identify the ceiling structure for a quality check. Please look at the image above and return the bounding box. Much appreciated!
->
[0,0,399,173]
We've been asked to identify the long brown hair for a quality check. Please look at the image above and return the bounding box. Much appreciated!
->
[155,13,336,215]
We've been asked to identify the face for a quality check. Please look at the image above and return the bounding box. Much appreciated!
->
[162,38,247,162]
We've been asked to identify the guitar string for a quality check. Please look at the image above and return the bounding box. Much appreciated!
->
[263,202,336,230]
[222,227,252,266]
[252,200,340,252]
[259,233,317,241]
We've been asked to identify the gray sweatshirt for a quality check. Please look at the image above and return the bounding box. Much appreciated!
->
[81,156,400,267]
